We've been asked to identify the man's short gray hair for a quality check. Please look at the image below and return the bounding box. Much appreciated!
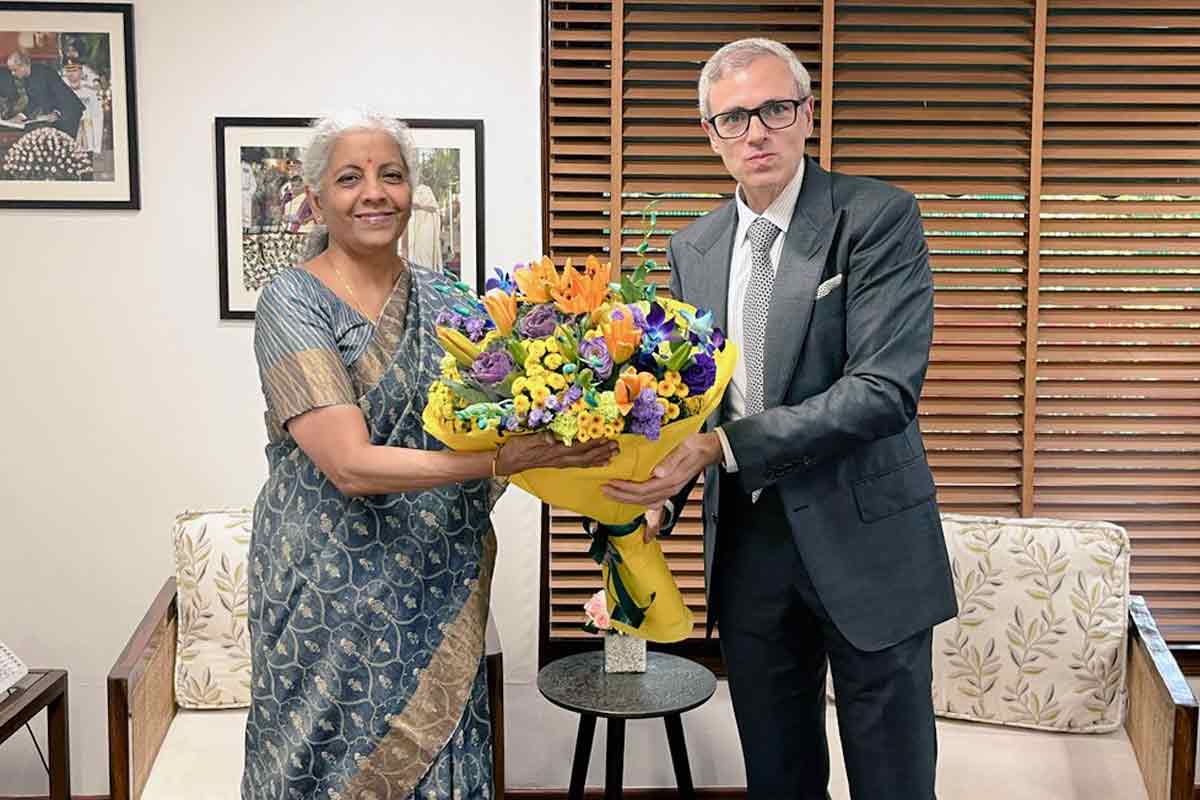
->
[6,49,31,68]
[299,110,418,260]
[698,38,811,120]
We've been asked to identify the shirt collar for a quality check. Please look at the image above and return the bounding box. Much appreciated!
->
[735,158,806,244]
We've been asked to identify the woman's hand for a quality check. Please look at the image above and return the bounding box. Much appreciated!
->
[495,433,618,476]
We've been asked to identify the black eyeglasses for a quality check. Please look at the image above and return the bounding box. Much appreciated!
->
[706,97,809,140]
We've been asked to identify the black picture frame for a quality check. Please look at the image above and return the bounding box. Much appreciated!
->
[215,116,485,321]
[0,2,139,209]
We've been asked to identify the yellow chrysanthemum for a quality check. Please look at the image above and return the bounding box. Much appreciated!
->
[514,395,531,414]
[531,385,551,406]
[546,373,567,391]
[512,377,528,395]
[545,338,560,354]
[527,340,547,360]
[584,416,605,438]
[664,402,680,421]
[544,353,564,371]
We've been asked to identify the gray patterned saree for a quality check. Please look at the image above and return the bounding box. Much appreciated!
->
[245,265,495,800]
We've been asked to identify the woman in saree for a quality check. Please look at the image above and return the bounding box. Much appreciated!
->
[244,110,616,799]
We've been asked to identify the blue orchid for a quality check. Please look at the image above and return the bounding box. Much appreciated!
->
[484,266,518,295]
[638,301,676,354]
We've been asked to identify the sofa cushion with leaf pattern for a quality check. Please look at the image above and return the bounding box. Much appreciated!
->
[932,513,1130,733]
[172,508,253,709]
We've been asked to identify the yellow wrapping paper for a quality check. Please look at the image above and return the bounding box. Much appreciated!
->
[423,322,737,643]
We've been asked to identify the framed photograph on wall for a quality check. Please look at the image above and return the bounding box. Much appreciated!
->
[0,2,139,209]
[215,116,485,320]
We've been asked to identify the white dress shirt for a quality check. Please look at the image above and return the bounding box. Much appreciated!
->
[715,159,806,472]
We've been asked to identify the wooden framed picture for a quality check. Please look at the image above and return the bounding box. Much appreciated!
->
[0,2,139,208]
[215,116,485,320]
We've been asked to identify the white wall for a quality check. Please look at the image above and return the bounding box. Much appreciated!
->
[0,0,744,794]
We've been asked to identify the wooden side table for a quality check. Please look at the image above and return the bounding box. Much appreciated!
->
[0,669,70,799]
[537,651,716,800]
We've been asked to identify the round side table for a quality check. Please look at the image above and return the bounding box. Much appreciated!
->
[537,650,717,800]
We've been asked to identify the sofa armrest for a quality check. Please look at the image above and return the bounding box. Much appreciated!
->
[1125,595,1198,800]
[107,578,179,800]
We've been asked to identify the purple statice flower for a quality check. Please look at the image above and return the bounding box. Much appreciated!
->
[470,350,515,386]
[545,394,561,412]
[435,308,463,329]
[578,337,613,381]
[502,414,521,432]
[638,302,676,354]
[528,406,555,428]
[519,304,559,338]
[485,266,518,294]
[628,387,665,441]
[681,352,717,396]
[465,316,488,342]
[562,384,584,408]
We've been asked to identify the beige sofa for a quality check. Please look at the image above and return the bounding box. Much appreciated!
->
[106,510,505,800]
[108,512,1194,799]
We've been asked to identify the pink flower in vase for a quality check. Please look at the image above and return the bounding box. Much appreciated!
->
[583,590,611,631]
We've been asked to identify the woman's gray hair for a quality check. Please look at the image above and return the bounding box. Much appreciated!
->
[698,38,811,120]
[300,110,418,261]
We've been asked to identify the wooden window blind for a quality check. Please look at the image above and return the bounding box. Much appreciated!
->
[540,0,1200,664]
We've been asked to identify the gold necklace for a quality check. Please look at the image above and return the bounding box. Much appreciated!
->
[330,259,395,324]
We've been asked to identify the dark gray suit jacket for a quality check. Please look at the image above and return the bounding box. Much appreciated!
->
[664,156,957,652]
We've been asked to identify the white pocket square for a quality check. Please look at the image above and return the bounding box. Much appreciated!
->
[816,273,843,299]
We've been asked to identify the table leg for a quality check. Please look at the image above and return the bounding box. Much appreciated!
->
[664,713,694,799]
[568,713,596,800]
[47,681,70,800]
[605,717,625,800]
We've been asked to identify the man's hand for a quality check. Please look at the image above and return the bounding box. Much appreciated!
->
[603,431,722,508]
[643,504,664,543]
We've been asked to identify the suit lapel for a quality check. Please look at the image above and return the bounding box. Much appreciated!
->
[765,157,837,408]
[685,201,737,333]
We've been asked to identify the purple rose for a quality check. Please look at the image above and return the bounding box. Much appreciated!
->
[681,352,717,396]
[470,350,515,386]
[578,337,613,381]
[519,304,559,338]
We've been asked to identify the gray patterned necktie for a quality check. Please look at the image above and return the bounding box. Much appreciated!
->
[743,217,781,417]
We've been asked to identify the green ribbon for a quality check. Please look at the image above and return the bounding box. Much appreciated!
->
[584,517,655,630]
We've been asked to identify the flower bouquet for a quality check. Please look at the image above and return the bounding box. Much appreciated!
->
[423,233,737,643]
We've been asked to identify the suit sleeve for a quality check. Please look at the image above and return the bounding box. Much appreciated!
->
[721,191,933,495]
[42,67,83,133]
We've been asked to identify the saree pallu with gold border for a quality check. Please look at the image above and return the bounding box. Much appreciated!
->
[244,266,496,799]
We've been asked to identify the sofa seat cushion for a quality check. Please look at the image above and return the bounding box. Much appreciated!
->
[825,706,1148,799]
[141,709,248,800]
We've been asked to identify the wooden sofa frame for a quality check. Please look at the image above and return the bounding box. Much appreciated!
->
[108,577,506,800]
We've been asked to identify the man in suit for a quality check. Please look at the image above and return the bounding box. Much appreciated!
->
[603,37,957,799]
[4,50,83,139]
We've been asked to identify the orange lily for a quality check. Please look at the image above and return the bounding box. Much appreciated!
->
[553,255,612,315]
[513,256,565,303]
[615,366,657,416]
[482,289,517,335]
[602,305,642,363]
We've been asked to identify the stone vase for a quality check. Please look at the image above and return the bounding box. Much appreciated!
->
[603,631,646,673]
